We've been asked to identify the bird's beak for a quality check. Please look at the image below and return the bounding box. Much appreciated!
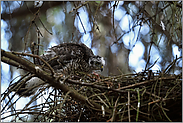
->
[101,65,103,71]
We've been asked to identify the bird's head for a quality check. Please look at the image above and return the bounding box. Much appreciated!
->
[89,56,105,71]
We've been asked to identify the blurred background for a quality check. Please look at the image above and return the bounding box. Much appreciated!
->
[1,1,182,121]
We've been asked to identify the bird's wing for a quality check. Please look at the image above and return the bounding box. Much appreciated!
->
[35,43,94,73]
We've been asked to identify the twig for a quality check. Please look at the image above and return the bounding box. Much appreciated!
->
[111,96,119,121]
[38,16,53,35]
[135,88,140,122]
[8,51,55,75]
[128,91,131,122]
[160,102,172,122]
[163,56,182,74]
[76,12,86,34]
[117,76,176,90]
[130,105,150,116]
[69,1,88,13]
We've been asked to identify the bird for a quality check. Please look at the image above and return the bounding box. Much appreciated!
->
[10,43,105,97]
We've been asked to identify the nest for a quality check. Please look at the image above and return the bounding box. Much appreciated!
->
[1,49,182,122]
[60,71,182,122]
[1,70,182,122]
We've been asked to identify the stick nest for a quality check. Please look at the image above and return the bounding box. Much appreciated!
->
[2,69,182,122]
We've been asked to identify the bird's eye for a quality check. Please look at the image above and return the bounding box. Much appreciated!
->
[90,61,94,64]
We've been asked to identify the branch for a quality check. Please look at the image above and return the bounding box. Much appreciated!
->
[1,2,66,20]
[1,49,112,114]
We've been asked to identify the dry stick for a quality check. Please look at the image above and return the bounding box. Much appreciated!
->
[33,88,56,121]
[130,105,150,116]
[59,91,72,111]
[31,42,36,63]
[112,2,117,30]
[1,74,33,112]
[147,80,180,105]
[120,104,126,121]
[93,1,102,21]
[112,23,141,46]
[66,74,178,95]
[1,111,51,121]
[66,79,128,93]
[24,9,40,52]
[35,28,43,65]
[33,21,43,37]
[148,98,169,106]
[96,95,109,108]
[18,86,49,119]
[10,51,55,75]
[6,75,47,113]
[160,102,172,122]
[112,1,118,43]
[147,58,159,71]
[131,22,142,51]
[38,16,53,35]
[111,96,119,122]
[128,91,131,122]
[146,91,161,99]
[117,76,176,90]
[37,29,40,56]
[69,1,88,13]
[136,88,140,122]
[163,56,182,74]
[144,18,155,71]
[40,91,59,122]
[76,12,86,34]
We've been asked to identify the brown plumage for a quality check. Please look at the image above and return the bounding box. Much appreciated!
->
[11,43,105,97]
[36,43,104,75]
